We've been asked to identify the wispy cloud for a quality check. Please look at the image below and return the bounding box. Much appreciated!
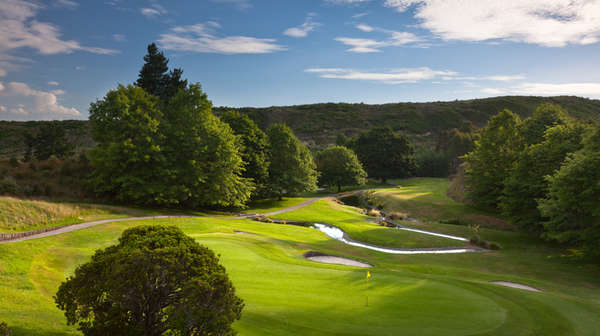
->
[159,22,286,54]
[283,15,320,38]
[47,81,59,86]
[356,24,374,32]
[0,0,118,71]
[55,0,78,8]
[306,67,457,84]
[384,0,600,47]
[211,0,252,10]
[352,12,369,18]
[140,3,167,17]
[335,25,422,52]
[307,67,526,85]
[0,81,80,119]
[512,82,600,97]
[112,34,126,42]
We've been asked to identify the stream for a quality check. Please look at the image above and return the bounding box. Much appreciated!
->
[313,223,483,254]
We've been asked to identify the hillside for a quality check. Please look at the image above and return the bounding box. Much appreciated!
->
[1,95,599,158]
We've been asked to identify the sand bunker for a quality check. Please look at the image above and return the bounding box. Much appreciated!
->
[304,252,372,268]
[491,281,542,292]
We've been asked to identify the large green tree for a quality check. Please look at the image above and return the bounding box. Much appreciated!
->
[88,85,169,205]
[55,225,243,336]
[464,109,523,209]
[220,110,270,197]
[136,43,187,103]
[267,123,318,199]
[31,122,75,160]
[501,123,588,232]
[316,145,367,192]
[353,126,415,183]
[519,103,570,146]
[161,85,253,208]
[538,127,600,258]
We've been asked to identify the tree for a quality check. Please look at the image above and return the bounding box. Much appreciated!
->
[464,109,523,209]
[136,43,187,103]
[160,85,253,208]
[55,225,243,336]
[519,103,569,146]
[88,85,170,205]
[267,123,318,199]
[220,110,270,197]
[316,146,367,192]
[353,126,415,183]
[32,122,74,160]
[538,127,600,258]
[501,123,588,232]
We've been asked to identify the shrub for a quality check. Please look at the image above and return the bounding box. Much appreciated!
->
[8,157,19,168]
[0,177,19,195]
[488,242,502,250]
[386,211,407,220]
[366,208,380,217]
[469,235,481,245]
[0,322,10,336]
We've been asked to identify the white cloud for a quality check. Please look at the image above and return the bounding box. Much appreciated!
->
[352,12,369,18]
[211,0,252,10]
[0,68,5,77]
[514,82,600,97]
[335,28,421,52]
[356,24,374,32]
[55,0,78,8]
[305,67,456,84]
[0,106,6,112]
[47,81,59,85]
[0,0,118,68]
[140,3,167,17]
[447,75,526,81]
[284,15,320,38]
[326,0,370,4]
[74,65,84,70]
[384,0,600,47]
[481,88,505,95]
[112,34,126,42]
[159,22,286,54]
[0,81,80,119]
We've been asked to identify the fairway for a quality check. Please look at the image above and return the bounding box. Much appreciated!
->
[1,181,600,335]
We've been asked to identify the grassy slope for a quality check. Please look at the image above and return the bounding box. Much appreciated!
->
[0,216,599,335]
[1,179,600,335]
[0,197,158,233]
[245,197,311,214]
[373,178,510,229]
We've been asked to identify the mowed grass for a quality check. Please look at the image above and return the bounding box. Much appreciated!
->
[1,178,600,335]
[373,178,511,229]
[271,198,463,248]
[245,197,311,214]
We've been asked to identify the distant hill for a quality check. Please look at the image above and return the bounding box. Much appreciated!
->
[2,96,599,159]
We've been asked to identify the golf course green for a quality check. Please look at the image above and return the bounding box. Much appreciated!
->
[1,178,599,335]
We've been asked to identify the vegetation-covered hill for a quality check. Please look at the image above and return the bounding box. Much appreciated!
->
[2,95,599,159]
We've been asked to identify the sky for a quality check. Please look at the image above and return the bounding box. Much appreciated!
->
[2,0,600,120]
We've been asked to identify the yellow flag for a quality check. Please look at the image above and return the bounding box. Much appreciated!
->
[366,271,371,279]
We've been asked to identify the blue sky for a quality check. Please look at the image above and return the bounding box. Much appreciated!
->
[2,0,600,120]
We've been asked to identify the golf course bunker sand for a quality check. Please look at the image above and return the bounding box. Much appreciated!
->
[304,251,372,268]
[491,281,542,292]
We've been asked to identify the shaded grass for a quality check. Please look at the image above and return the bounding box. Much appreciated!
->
[245,197,311,214]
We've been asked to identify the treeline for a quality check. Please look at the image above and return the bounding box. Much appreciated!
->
[465,104,600,258]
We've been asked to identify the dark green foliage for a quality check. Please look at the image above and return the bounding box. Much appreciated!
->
[353,126,416,183]
[220,110,270,197]
[161,85,252,208]
[88,85,168,205]
[316,145,367,192]
[501,123,588,232]
[519,103,570,146]
[55,225,243,336]
[267,124,318,198]
[32,122,74,160]
[414,149,450,177]
[0,322,10,336]
[465,110,523,209]
[538,128,600,258]
[136,43,187,103]
[8,157,18,168]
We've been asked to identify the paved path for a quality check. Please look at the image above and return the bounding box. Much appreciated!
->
[0,196,329,244]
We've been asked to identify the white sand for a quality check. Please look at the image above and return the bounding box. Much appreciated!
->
[491,281,542,292]
[307,255,372,268]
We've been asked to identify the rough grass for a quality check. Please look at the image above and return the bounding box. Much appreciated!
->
[373,178,512,230]
[0,197,154,233]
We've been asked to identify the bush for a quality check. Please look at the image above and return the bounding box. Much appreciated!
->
[8,157,19,168]
[366,208,380,217]
[386,211,407,220]
[0,322,10,336]
[0,177,19,195]
[488,242,502,250]
[414,149,451,177]
[469,235,481,245]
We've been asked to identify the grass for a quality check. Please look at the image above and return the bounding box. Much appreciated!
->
[0,197,158,233]
[1,178,599,335]
[373,178,511,229]
[245,197,311,214]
